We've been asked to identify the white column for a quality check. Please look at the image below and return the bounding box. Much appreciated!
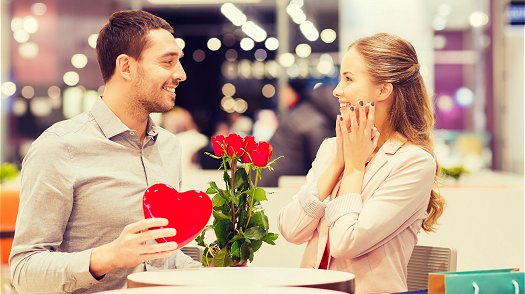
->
[338,0,434,93]
[0,0,10,163]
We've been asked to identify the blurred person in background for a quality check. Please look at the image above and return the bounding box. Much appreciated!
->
[162,107,208,170]
[278,33,445,293]
[10,10,201,294]
[259,79,339,187]
[252,109,279,142]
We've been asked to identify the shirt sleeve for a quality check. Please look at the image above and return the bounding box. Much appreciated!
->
[327,149,436,259]
[9,133,100,293]
[277,139,333,244]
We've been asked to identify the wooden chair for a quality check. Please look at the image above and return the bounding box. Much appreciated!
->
[407,245,457,290]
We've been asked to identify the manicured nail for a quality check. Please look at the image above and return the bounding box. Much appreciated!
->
[358,100,364,106]
[371,101,375,107]
[350,106,355,111]
[339,116,343,121]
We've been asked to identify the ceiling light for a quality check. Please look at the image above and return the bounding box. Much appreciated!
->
[149,0,261,4]
[240,37,255,51]
[242,21,267,42]
[299,21,319,41]
[320,29,337,44]
[71,53,88,69]
[221,3,247,26]
[207,37,222,51]
[265,37,279,51]
[295,43,311,58]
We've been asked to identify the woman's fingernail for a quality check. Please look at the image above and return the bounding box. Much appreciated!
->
[371,101,375,107]
[339,116,343,121]
[359,100,364,106]
[350,106,355,111]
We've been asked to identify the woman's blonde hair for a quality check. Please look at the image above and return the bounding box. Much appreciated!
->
[349,33,444,232]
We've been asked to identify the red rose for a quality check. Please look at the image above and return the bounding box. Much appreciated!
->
[211,135,226,157]
[251,141,273,167]
[241,136,257,163]
[225,134,244,157]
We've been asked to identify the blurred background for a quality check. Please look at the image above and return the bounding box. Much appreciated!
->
[0,2,524,290]
[0,0,523,177]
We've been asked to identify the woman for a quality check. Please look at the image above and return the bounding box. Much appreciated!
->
[278,33,445,294]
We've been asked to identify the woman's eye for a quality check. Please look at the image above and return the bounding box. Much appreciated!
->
[165,60,173,65]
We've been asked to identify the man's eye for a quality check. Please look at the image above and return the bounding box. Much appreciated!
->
[345,76,352,82]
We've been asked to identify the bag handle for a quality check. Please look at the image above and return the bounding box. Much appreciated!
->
[472,280,520,294]
[472,282,479,294]
[512,280,519,294]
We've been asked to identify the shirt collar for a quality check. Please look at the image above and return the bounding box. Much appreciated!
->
[382,131,408,155]
[90,97,160,140]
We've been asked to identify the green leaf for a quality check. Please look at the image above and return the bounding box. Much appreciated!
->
[213,248,232,267]
[210,181,230,204]
[240,242,251,261]
[251,240,263,252]
[230,241,241,259]
[214,219,233,245]
[234,168,249,189]
[249,211,269,230]
[262,232,279,245]
[244,226,265,240]
[228,233,245,244]
[236,201,247,229]
[212,194,226,207]
[195,225,212,247]
[223,170,231,191]
[213,210,231,221]
[254,188,267,201]
[206,187,216,194]
[232,192,241,206]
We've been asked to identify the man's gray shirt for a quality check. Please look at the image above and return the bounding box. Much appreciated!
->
[9,98,200,293]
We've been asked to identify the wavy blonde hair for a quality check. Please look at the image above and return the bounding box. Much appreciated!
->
[349,33,445,232]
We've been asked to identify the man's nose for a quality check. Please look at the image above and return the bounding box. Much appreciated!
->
[173,63,187,82]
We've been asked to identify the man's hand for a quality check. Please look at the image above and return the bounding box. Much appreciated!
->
[89,218,178,279]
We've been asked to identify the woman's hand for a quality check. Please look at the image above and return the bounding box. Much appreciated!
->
[316,115,347,201]
[340,100,379,175]
[333,115,345,171]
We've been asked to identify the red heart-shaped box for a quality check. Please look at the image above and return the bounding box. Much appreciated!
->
[143,183,212,248]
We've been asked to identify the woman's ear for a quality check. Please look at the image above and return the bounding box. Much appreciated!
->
[377,83,393,102]
[115,54,132,81]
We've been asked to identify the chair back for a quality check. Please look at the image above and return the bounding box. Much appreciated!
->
[1,188,20,264]
[407,245,457,290]
[180,246,202,263]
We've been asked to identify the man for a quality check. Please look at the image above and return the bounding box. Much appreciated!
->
[9,10,200,293]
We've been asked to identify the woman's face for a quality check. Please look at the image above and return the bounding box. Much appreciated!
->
[333,47,382,124]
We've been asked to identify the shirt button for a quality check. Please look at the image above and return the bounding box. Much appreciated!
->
[130,131,135,135]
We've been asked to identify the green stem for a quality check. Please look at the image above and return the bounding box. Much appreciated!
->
[245,166,259,229]
[230,158,236,233]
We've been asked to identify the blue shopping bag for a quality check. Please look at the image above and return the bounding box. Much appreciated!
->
[428,268,524,294]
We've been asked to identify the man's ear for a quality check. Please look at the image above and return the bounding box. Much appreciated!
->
[377,82,393,102]
[115,54,132,81]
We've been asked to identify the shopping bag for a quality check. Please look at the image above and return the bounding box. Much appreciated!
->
[428,268,524,294]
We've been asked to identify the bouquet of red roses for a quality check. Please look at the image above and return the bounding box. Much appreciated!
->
[196,134,280,267]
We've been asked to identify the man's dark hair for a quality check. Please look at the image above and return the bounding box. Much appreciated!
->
[96,10,173,83]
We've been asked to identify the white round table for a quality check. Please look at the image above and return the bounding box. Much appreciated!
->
[100,286,348,294]
[127,267,355,293]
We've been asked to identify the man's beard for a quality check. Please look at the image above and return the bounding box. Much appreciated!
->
[132,71,175,114]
